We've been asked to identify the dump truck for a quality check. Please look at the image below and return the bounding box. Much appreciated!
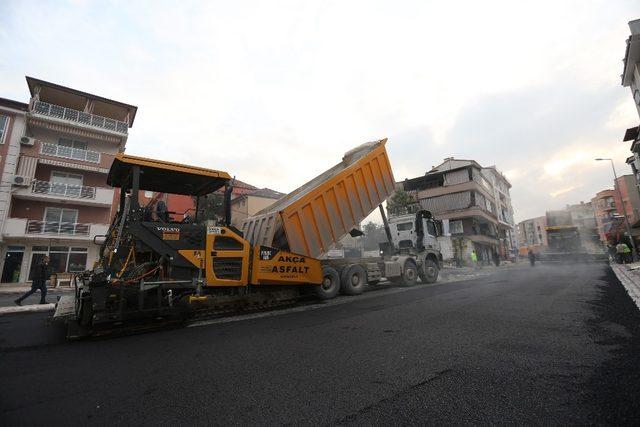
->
[542,210,601,262]
[241,139,443,298]
[53,138,442,338]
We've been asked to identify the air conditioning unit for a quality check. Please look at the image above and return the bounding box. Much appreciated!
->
[12,175,30,187]
[20,136,35,146]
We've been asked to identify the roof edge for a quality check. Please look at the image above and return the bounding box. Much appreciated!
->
[26,76,138,126]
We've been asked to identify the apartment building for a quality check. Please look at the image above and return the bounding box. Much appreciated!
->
[403,158,515,265]
[230,188,284,228]
[517,216,548,248]
[622,19,640,183]
[592,175,640,245]
[592,189,622,243]
[565,201,600,253]
[0,77,136,283]
[482,166,518,254]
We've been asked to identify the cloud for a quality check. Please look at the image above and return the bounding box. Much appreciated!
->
[550,186,578,198]
[1,0,638,226]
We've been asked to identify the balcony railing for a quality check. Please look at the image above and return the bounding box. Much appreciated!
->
[41,142,101,163]
[26,220,90,236]
[32,100,128,134]
[31,180,96,199]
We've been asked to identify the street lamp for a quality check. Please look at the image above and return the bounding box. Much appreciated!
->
[595,158,638,261]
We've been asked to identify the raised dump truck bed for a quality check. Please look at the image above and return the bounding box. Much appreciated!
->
[242,139,443,300]
[241,139,395,259]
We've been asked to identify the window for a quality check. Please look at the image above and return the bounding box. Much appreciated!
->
[426,220,437,236]
[28,245,87,279]
[68,248,88,273]
[0,115,7,143]
[396,222,413,231]
[57,138,92,161]
[449,220,463,234]
[49,246,70,274]
[58,138,87,150]
[44,207,79,234]
[51,171,84,197]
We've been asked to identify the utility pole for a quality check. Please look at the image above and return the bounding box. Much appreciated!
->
[596,158,638,261]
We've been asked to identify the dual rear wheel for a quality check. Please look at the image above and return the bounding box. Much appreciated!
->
[314,259,439,299]
[314,264,366,300]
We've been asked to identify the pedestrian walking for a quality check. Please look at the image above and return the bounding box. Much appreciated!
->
[492,250,500,267]
[15,256,52,306]
[607,244,617,263]
[471,250,479,269]
[528,248,536,267]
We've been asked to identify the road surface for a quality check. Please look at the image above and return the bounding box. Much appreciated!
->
[1,263,639,425]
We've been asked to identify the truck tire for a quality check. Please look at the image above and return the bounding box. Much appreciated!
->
[340,264,366,295]
[396,261,418,287]
[315,266,340,300]
[419,259,439,283]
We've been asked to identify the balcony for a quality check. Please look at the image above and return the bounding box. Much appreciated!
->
[33,180,96,199]
[12,180,114,207]
[3,218,109,241]
[31,100,128,134]
[41,142,101,163]
[27,220,91,236]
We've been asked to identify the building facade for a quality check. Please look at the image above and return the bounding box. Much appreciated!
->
[592,189,622,244]
[517,216,548,248]
[622,19,640,183]
[0,77,137,283]
[591,175,640,245]
[482,166,518,255]
[565,201,600,253]
[403,158,515,265]
[230,188,285,228]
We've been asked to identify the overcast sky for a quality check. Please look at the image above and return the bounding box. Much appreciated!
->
[1,0,638,222]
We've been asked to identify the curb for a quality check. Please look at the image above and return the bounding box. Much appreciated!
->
[0,303,55,316]
[0,288,74,295]
[610,264,640,310]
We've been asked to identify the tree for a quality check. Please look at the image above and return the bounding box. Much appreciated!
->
[361,221,388,251]
[387,189,419,216]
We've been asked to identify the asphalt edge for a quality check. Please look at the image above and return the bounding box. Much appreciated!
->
[0,268,498,318]
[609,263,640,310]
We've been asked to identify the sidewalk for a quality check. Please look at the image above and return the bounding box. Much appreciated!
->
[610,262,640,310]
[0,283,73,314]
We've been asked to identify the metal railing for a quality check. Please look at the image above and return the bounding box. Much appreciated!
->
[31,180,96,199]
[26,220,90,236]
[41,142,101,163]
[32,100,128,134]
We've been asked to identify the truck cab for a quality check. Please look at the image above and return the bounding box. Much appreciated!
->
[387,211,441,254]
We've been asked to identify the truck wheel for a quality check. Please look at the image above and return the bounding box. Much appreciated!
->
[397,261,418,287]
[419,259,439,283]
[340,264,366,295]
[315,266,340,300]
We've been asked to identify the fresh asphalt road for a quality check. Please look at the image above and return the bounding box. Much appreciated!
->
[1,263,639,425]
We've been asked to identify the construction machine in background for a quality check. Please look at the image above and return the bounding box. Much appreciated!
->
[541,210,605,262]
[53,139,442,338]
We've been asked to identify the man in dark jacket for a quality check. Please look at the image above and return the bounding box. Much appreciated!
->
[15,256,52,305]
